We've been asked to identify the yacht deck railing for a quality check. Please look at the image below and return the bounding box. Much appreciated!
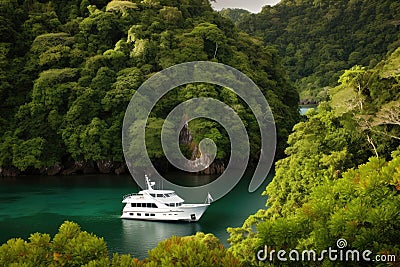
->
[122,193,140,200]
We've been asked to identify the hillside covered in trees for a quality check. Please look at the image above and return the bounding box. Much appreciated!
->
[228,45,400,265]
[0,0,299,176]
[221,0,400,103]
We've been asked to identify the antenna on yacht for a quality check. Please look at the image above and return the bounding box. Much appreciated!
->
[145,174,155,190]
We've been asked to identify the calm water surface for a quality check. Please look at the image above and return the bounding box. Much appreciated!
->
[0,172,272,259]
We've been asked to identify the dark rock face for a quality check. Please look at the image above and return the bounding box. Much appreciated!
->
[115,163,127,175]
[198,161,225,175]
[179,120,226,176]
[179,123,193,145]
[62,161,96,175]
[0,167,20,177]
[96,160,114,174]
[82,162,97,174]
[46,162,63,176]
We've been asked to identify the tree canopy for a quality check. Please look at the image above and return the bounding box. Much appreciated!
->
[0,0,299,175]
[228,43,400,266]
[221,0,400,103]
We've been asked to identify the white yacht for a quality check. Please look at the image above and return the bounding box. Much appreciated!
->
[121,175,212,222]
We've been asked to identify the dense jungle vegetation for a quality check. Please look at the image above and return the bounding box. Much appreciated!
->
[0,0,299,176]
[228,46,400,265]
[221,0,400,103]
[1,0,400,266]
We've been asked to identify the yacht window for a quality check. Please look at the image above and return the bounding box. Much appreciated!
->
[137,213,141,216]
[131,203,136,207]
[145,213,149,216]
[147,203,151,208]
[152,203,157,208]
[156,194,163,197]
[150,194,156,197]
[150,214,155,216]
[129,213,133,216]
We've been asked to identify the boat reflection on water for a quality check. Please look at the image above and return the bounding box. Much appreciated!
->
[120,219,203,258]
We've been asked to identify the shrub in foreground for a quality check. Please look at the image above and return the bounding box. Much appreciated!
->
[0,221,240,266]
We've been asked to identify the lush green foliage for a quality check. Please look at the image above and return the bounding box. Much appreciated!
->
[0,222,239,266]
[219,8,249,26]
[222,0,400,102]
[0,221,108,267]
[331,47,400,160]
[0,0,299,174]
[143,233,240,266]
[228,46,400,266]
[3,1,400,266]
[228,152,400,266]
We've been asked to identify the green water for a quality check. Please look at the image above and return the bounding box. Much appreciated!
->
[0,173,272,259]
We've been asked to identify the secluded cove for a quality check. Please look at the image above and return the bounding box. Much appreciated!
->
[0,172,272,259]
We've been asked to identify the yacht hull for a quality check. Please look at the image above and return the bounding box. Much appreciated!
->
[121,204,209,222]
